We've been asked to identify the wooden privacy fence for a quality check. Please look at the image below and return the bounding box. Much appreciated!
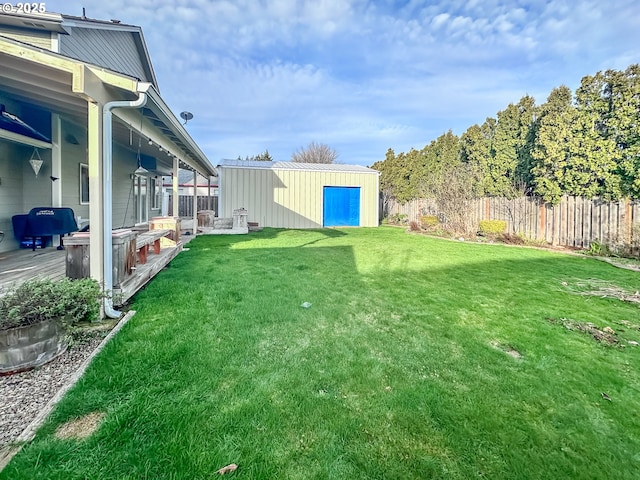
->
[167,195,218,218]
[386,196,640,251]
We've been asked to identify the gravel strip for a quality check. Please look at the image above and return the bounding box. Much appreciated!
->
[0,330,108,451]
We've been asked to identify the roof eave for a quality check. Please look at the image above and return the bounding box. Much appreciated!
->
[140,84,215,176]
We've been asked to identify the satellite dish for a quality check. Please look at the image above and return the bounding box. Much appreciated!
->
[180,111,194,125]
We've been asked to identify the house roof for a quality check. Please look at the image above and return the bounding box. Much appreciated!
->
[0,34,216,176]
[59,14,158,88]
[0,10,158,88]
[0,10,67,33]
[217,159,379,174]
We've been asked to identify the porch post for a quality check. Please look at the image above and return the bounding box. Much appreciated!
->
[51,114,62,208]
[50,114,63,246]
[87,101,105,286]
[192,170,198,235]
[172,156,179,217]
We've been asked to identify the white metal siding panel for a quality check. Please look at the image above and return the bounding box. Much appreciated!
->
[0,25,52,49]
[60,27,148,81]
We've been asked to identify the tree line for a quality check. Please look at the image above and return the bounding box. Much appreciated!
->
[372,64,640,205]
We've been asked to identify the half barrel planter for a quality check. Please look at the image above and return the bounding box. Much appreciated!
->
[0,319,67,375]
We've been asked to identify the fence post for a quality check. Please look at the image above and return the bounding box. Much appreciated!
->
[539,202,546,242]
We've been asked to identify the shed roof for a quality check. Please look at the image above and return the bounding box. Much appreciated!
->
[218,159,379,174]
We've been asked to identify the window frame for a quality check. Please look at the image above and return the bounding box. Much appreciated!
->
[79,163,89,205]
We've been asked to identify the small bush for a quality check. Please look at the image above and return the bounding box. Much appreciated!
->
[388,213,408,225]
[587,240,612,257]
[409,221,420,231]
[0,278,102,330]
[478,220,507,236]
[500,233,527,245]
[420,215,439,229]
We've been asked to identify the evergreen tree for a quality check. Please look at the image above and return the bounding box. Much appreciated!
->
[602,66,640,197]
[531,86,576,204]
[461,120,494,196]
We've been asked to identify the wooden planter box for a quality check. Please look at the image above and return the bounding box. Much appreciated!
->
[65,229,137,288]
[0,319,67,375]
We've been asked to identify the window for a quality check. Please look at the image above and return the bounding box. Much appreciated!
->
[151,177,161,210]
[79,163,89,204]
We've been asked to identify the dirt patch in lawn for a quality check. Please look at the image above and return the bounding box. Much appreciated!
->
[490,341,522,359]
[55,412,105,440]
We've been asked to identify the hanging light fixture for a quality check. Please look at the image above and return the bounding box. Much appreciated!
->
[134,163,148,176]
[134,133,148,176]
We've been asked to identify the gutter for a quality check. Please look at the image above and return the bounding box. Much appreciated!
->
[102,92,147,318]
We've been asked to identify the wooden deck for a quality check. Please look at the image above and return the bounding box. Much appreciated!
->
[0,248,66,290]
[0,240,184,305]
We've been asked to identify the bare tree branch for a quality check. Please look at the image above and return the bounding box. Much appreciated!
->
[291,141,338,164]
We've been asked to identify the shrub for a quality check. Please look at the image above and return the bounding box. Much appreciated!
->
[478,220,507,236]
[409,221,420,231]
[499,233,526,245]
[388,213,408,225]
[587,240,611,257]
[420,215,439,229]
[0,278,102,331]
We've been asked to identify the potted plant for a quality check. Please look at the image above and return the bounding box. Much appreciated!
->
[0,277,102,375]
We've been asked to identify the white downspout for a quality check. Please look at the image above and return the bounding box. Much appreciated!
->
[102,92,148,318]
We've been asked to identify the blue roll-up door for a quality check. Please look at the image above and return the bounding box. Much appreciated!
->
[323,186,360,227]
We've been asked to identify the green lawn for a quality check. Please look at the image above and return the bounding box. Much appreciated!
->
[3,227,640,479]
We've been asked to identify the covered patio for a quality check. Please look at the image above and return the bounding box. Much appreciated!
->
[0,220,197,304]
[0,32,215,313]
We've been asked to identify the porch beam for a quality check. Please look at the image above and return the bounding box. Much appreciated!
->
[0,128,52,149]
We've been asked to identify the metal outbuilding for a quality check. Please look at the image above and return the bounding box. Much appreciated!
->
[217,160,380,228]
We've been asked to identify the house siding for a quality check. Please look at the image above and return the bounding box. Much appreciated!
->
[60,119,89,223]
[60,27,148,81]
[0,144,25,251]
[0,25,52,50]
[112,143,138,227]
[219,166,379,228]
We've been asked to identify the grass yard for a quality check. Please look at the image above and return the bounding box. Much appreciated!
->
[3,227,640,479]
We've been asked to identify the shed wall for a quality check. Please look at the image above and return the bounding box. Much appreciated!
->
[219,167,379,228]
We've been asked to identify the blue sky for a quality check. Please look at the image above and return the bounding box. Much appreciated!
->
[44,0,640,166]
